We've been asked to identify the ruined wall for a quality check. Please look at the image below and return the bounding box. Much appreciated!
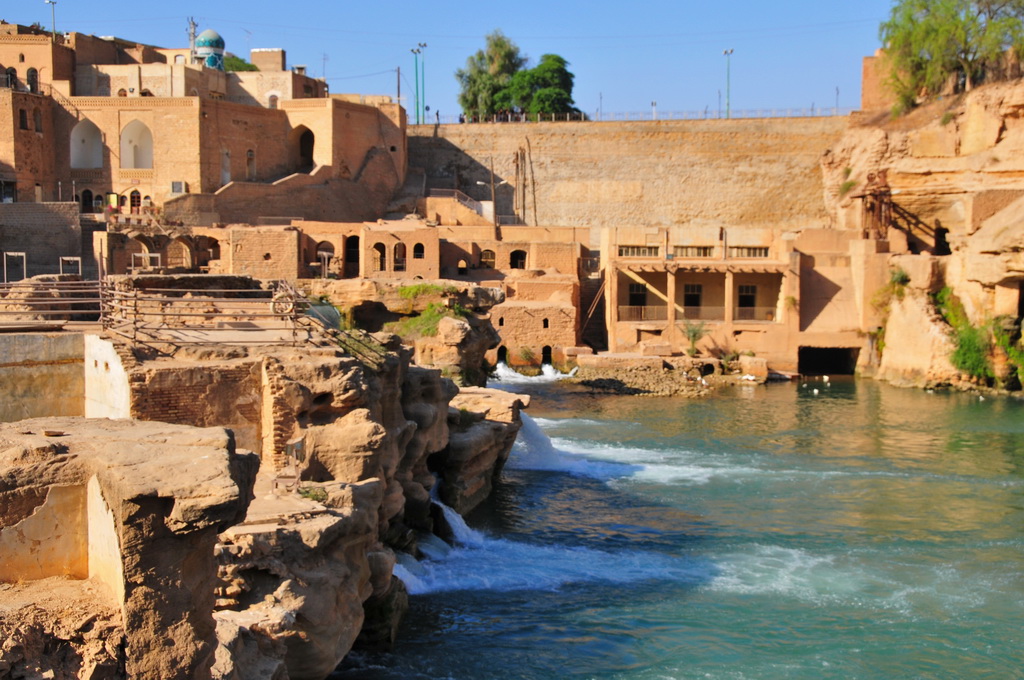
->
[0,202,81,277]
[0,332,83,422]
[410,118,848,230]
[84,334,132,418]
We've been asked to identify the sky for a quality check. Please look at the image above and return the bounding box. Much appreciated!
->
[6,0,896,119]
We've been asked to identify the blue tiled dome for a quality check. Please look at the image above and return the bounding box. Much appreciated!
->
[195,29,225,49]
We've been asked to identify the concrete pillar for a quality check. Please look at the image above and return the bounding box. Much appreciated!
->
[725,270,735,323]
[606,267,619,351]
[667,269,677,324]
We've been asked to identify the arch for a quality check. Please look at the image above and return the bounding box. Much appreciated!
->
[413,242,425,259]
[129,190,141,214]
[117,88,127,97]
[26,68,37,94]
[497,346,508,364]
[372,242,386,272]
[542,346,553,365]
[18,54,24,63]
[394,243,407,272]
[543,318,549,329]
[165,237,193,269]
[344,235,360,278]
[457,259,468,276]
[316,241,336,259]
[174,54,185,64]
[120,120,153,169]
[290,125,315,172]
[70,119,103,168]
[33,108,42,132]
[5,67,16,88]
[196,236,221,267]
[480,249,496,268]
[510,249,527,269]
[498,317,504,327]
[140,89,153,97]
[81,189,93,213]
[268,94,279,109]
[93,193,105,212]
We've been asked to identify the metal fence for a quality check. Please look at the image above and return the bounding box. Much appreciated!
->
[0,279,102,327]
[424,107,855,126]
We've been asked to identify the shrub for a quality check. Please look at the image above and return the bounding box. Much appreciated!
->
[398,283,458,300]
[935,287,992,380]
[385,302,468,340]
[838,179,858,197]
[683,320,707,356]
[298,485,328,503]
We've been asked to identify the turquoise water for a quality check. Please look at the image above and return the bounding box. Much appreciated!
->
[337,379,1024,679]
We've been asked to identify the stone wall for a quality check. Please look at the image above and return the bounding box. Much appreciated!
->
[0,202,81,277]
[0,332,84,422]
[409,118,848,231]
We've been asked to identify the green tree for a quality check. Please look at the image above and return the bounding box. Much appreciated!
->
[502,54,578,115]
[224,53,259,72]
[880,0,1024,112]
[456,30,526,119]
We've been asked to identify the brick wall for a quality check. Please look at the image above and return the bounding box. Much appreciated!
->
[0,202,81,277]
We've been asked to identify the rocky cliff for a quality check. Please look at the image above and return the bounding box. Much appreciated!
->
[822,81,1024,388]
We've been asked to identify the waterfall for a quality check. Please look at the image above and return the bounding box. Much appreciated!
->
[491,362,577,385]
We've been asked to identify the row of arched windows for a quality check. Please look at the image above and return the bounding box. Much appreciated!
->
[70,119,154,170]
[477,249,527,270]
[2,66,39,93]
[371,242,425,272]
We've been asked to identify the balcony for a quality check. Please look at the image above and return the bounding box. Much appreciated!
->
[119,168,154,182]
[681,306,724,321]
[618,305,667,322]
[734,306,777,322]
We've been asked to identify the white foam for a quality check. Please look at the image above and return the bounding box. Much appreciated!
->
[491,362,577,385]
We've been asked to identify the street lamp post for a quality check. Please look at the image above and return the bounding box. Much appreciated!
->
[410,48,421,124]
[44,0,57,42]
[418,42,427,125]
[723,49,734,119]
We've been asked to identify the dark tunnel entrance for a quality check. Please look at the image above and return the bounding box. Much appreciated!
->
[798,347,859,376]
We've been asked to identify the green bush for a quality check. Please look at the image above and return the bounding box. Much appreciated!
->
[398,283,458,300]
[838,179,858,197]
[935,287,992,380]
[385,302,469,340]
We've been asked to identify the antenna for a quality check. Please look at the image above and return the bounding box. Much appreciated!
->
[322,53,329,79]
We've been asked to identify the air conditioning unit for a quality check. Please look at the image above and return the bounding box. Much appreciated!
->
[170,181,189,194]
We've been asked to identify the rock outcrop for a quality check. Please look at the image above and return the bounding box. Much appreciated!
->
[0,418,258,680]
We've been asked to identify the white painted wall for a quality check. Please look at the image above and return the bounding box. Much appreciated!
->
[84,335,131,419]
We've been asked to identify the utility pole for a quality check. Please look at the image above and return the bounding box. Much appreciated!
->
[187,17,197,64]
[411,48,421,124]
[44,0,57,42]
[418,43,427,125]
[396,66,401,107]
[723,49,734,119]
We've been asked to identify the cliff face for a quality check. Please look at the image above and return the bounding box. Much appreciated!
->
[823,81,1024,386]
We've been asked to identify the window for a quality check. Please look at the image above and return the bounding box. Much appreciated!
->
[70,119,103,169]
[457,259,468,276]
[510,250,527,269]
[683,284,702,308]
[498,317,504,327]
[542,318,549,329]
[674,245,714,258]
[729,246,769,258]
[268,94,279,109]
[26,68,37,94]
[618,245,659,257]
[246,149,256,180]
[120,120,154,169]
[372,243,386,272]
[33,108,42,132]
[18,109,27,130]
[738,285,757,308]
[628,283,647,307]
[413,243,425,259]
[480,249,495,268]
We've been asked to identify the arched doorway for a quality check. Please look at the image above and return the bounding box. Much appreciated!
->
[316,241,335,276]
[372,243,386,272]
[480,249,496,268]
[344,235,360,278]
[290,126,315,172]
[497,346,508,364]
[457,259,468,276]
[81,189,93,213]
[510,250,527,269]
[165,237,193,270]
[70,119,103,169]
[542,346,553,365]
[120,120,153,169]
[26,68,37,94]
[129,190,141,214]
[413,243,425,260]
[394,243,407,272]
[4,67,16,88]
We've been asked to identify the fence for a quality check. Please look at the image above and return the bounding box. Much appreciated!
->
[0,279,102,326]
[423,107,856,126]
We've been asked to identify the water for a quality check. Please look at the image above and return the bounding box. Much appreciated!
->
[336,379,1024,679]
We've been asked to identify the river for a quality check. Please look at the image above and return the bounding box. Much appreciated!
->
[336,377,1024,679]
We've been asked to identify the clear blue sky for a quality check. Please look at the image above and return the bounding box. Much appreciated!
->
[6,0,895,116]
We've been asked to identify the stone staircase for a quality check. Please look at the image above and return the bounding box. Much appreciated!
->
[579,272,607,352]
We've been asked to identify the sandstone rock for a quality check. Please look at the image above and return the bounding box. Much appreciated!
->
[0,418,258,680]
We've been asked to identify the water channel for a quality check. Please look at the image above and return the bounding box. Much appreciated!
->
[337,377,1024,679]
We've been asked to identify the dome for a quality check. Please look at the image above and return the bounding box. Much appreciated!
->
[195,29,225,49]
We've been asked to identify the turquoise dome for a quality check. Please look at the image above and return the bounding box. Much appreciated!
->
[195,29,225,49]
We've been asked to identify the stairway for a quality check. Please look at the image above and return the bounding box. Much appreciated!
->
[579,272,607,352]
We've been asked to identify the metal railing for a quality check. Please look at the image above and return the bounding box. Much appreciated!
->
[427,107,855,126]
[618,305,667,322]
[683,306,725,322]
[429,188,483,215]
[734,306,777,322]
[0,279,102,324]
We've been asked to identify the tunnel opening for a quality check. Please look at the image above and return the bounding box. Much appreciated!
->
[798,347,859,376]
